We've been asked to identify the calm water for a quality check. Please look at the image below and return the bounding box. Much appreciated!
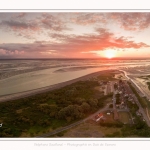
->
[0,59,150,96]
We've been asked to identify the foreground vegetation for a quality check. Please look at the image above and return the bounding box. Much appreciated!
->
[147,82,150,90]
[51,77,150,138]
[0,79,113,137]
[128,82,150,113]
[56,79,150,138]
[106,82,150,137]
[2,70,149,138]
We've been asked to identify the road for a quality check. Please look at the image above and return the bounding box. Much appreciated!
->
[120,70,150,127]
[119,70,145,97]
[36,104,130,138]
[132,94,150,127]
[36,104,113,137]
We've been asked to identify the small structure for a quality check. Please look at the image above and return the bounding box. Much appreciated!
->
[95,113,104,122]
[136,111,142,116]
[0,123,3,127]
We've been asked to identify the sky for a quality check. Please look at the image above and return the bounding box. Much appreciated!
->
[0,12,150,59]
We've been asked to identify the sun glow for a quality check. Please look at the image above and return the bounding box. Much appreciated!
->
[104,50,116,59]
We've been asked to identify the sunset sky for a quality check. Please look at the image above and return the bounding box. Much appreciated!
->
[0,12,150,59]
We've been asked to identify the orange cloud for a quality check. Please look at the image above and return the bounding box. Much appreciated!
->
[0,28,149,58]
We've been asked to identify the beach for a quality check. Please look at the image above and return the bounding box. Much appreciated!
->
[0,69,119,103]
[1,59,150,103]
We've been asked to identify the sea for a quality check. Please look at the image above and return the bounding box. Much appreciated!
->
[0,59,150,96]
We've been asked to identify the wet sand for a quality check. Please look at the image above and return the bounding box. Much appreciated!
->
[0,69,119,103]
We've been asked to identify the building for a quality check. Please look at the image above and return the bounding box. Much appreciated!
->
[95,113,104,122]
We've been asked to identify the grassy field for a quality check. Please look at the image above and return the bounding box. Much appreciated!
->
[57,121,121,138]
[128,82,150,115]
[97,71,120,81]
[103,111,115,123]
[118,112,131,124]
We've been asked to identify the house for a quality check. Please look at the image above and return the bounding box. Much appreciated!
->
[95,113,104,122]
[136,111,142,116]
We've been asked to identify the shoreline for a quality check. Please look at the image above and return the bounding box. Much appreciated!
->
[120,69,150,100]
[0,69,119,103]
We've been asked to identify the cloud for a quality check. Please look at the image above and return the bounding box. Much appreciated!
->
[0,13,70,39]
[0,19,41,39]
[108,13,150,31]
[0,48,24,56]
[71,13,106,25]
[40,50,57,55]
[1,12,150,42]
[8,12,27,19]
[71,12,150,31]
[0,49,7,55]
[49,28,149,52]
[0,28,149,58]
[1,20,39,31]
[16,13,26,18]
[40,13,70,31]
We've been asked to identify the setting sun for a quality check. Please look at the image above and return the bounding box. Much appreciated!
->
[104,50,116,59]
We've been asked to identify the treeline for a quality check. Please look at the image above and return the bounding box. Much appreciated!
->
[0,80,111,137]
[105,112,150,137]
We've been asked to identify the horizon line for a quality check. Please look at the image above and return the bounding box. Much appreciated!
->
[1,57,150,60]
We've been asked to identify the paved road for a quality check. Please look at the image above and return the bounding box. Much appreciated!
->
[132,94,150,127]
[36,105,113,138]
[120,70,150,127]
[36,105,130,138]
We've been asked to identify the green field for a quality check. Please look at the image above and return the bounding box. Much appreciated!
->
[118,112,131,124]
[128,82,150,114]
[97,71,119,81]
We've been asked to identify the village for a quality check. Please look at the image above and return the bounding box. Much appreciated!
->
[93,77,146,125]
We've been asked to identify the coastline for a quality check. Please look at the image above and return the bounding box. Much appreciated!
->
[0,69,119,103]
[120,69,150,99]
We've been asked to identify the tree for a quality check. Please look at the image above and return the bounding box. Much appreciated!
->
[119,80,123,84]
[80,102,91,113]
[116,93,121,104]
[114,83,118,90]
[109,104,113,108]
[58,105,82,121]
[87,98,98,108]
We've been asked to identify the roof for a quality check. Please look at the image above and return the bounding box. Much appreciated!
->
[95,113,103,119]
